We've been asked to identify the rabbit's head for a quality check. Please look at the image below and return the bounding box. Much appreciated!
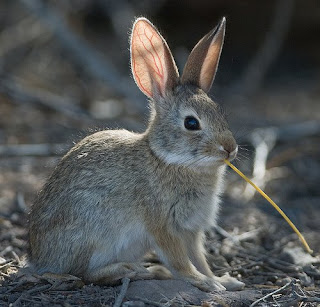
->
[131,17,237,168]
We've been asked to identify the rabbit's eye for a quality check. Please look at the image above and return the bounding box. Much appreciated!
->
[184,116,201,131]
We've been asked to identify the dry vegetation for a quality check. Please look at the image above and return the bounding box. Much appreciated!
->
[0,0,319,306]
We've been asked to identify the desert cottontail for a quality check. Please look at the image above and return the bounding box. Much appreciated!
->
[29,17,243,291]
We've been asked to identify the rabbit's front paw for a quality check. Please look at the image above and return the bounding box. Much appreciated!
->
[214,273,245,291]
[185,275,226,292]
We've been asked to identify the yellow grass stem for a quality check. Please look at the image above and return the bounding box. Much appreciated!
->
[224,159,313,254]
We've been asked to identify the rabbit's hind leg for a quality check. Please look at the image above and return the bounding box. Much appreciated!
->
[84,262,154,285]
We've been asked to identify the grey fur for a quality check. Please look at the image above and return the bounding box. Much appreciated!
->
[29,17,243,291]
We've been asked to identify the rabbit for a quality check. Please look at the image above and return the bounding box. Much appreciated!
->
[28,17,244,292]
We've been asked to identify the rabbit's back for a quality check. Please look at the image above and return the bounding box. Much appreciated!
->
[29,130,151,274]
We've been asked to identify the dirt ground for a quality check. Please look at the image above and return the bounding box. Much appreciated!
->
[0,1,320,306]
[0,141,319,306]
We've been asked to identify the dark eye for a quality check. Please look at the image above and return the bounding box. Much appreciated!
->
[184,116,201,131]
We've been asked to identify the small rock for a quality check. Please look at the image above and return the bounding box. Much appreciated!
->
[297,272,313,287]
[220,239,238,260]
[281,245,320,266]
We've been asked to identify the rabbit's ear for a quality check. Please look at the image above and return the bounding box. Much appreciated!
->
[131,18,179,99]
[181,18,226,93]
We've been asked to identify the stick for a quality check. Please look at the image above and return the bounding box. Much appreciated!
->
[250,280,292,307]
[240,121,320,199]
[230,0,295,97]
[98,0,135,46]
[214,225,239,243]
[0,143,68,157]
[0,77,92,121]
[243,128,276,199]
[113,277,130,307]
[0,76,144,131]
[275,120,320,142]
[19,0,146,115]
[0,17,48,57]
[240,121,320,145]
[224,159,313,254]
[12,284,51,307]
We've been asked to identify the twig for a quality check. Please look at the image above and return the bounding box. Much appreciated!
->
[230,0,295,97]
[19,0,146,115]
[98,0,166,44]
[275,120,320,142]
[0,17,49,58]
[250,280,293,307]
[10,251,21,265]
[0,246,13,257]
[215,225,262,244]
[5,280,27,294]
[12,284,51,306]
[98,0,135,47]
[234,227,263,242]
[240,121,320,145]
[0,260,14,270]
[215,260,264,276]
[16,192,28,213]
[113,277,130,307]
[0,76,144,131]
[0,77,92,121]
[266,258,301,273]
[266,144,314,169]
[243,128,277,200]
[0,143,68,157]
[253,271,288,278]
[214,225,239,244]
[298,297,320,303]
[238,121,320,199]
[278,282,320,306]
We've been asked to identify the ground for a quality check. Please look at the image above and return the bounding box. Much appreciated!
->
[0,102,319,305]
[0,0,320,306]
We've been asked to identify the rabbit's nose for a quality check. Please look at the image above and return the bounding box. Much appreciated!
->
[217,131,237,160]
[220,144,238,161]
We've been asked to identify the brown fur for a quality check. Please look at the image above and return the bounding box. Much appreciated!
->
[29,17,243,292]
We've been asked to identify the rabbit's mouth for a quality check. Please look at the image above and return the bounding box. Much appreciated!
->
[199,143,238,163]
[218,145,238,161]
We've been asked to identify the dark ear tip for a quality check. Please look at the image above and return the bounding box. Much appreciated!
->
[209,17,226,39]
[219,17,226,30]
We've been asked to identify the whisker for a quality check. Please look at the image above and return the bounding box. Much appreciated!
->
[238,145,252,151]
[237,151,250,158]
[238,147,252,152]
[237,152,251,161]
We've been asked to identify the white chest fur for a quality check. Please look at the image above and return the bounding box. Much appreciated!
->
[167,166,226,231]
[178,192,221,231]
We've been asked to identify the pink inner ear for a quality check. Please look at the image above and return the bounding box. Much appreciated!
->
[131,19,167,98]
[199,38,223,93]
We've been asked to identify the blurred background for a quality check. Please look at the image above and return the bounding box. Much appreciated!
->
[0,0,319,261]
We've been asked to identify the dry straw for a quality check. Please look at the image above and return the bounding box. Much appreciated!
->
[224,159,313,254]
